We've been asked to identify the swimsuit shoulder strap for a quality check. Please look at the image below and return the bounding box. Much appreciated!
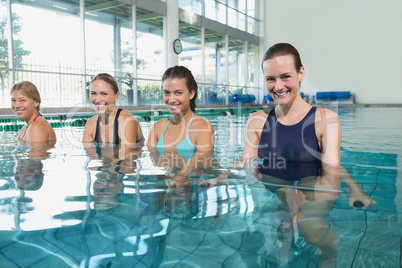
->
[113,108,123,144]
[94,115,102,143]
[157,117,172,147]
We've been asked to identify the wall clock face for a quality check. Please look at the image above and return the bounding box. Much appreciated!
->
[173,39,183,54]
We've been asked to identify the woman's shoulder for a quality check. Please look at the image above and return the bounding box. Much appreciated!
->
[192,114,213,130]
[85,115,98,127]
[30,117,56,140]
[117,109,137,120]
[33,116,52,129]
[315,107,340,121]
[250,109,270,118]
[150,117,170,132]
[118,109,132,116]
[246,109,270,127]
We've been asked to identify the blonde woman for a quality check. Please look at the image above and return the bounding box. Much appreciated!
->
[11,81,56,143]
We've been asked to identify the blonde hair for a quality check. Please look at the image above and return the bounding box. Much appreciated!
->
[11,81,41,112]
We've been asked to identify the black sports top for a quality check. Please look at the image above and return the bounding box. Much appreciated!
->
[94,108,123,145]
[257,107,321,181]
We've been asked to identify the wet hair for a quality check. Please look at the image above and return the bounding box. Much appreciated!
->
[262,43,303,73]
[91,73,119,94]
[162,66,198,113]
[10,81,41,112]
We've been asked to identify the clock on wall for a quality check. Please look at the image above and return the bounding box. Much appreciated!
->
[173,38,183,54]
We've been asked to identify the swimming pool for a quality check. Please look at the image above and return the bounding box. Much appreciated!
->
[0,106,401,267]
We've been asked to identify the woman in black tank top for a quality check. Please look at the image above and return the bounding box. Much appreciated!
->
[82,73,144,146]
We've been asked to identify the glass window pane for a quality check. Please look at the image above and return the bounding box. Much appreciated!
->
[12,1,82,107]
[0,0,9,106]
[179,0,202,16]
[178,21,202,103]
[205,0,226,24]
[136,8,164,106]
[204,29,223,104]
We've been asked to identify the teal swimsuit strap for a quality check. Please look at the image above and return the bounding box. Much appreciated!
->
[157,117,173,147]
[176,112,196,153]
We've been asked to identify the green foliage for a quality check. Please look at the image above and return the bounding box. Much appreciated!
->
[0,14,31,68]
[138,82,162,105]
[120,39,147,90]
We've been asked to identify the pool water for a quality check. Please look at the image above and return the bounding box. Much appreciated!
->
[0,107,401,267]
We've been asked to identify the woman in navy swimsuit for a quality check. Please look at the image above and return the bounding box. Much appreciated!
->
[242,43,341,181]
[239,43,376,266]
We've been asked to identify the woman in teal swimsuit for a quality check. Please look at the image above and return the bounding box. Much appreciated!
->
[147,66,215,185]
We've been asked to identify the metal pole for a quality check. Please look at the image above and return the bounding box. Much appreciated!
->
[80,0,87,106]
[132,2,138,106]
[6,0,14,87]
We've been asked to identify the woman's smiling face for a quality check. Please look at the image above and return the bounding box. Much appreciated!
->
[163,78,195,115]
[263,54,304,105]
[90,79,119,114]
[11,90,39,120]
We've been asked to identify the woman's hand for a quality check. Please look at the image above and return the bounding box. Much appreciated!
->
[348,191,377,208]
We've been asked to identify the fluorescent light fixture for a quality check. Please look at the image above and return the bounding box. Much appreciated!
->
[85,12,97,17]
[53,5,68,11]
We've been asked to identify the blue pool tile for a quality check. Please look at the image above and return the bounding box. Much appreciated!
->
[0,255,19,268]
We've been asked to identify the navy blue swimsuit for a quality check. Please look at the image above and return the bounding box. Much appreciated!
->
[258,107,321,181]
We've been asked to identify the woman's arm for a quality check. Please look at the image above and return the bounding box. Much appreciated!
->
[340,165,377,208]
[82,116,96,142]
[193,117,215,151]
[119,112,142,145]
[241,110,267,168]
[316,108,342,189]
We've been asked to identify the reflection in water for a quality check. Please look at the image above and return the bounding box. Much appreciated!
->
[88,146,346,267]
[84,142,143,175]
[255,156,340,267]
[93,171,123,210]
[14,159,44,191]
[13,139,56,191]
[0,141,381,267]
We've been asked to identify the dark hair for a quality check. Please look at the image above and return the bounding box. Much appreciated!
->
[262,43,303,72]
[91,73,119,94]
[11,81,41,112]
[162,66,198,113]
